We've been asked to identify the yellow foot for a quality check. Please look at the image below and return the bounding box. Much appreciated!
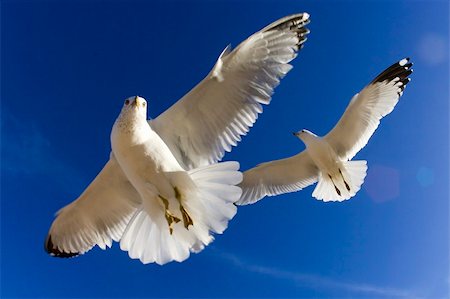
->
[173,187,194,229]
[159,195,181,235]
[180,205,194,229]
[164,210,181,235]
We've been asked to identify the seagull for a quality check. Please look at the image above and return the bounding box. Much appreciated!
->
[45,13,311,264]
[237,58,413,205]
[117,97,242,263]
[47,96,242,265]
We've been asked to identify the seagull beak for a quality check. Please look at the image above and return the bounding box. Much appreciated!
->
[133,96,139,107]
[292,132,299,137]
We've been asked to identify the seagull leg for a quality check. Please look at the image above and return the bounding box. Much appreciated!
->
[328,174,342,196]
[339,169,351,191]
[159,195,181,235]
[174,187,194,229]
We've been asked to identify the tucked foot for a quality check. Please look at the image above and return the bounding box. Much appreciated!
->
[159,195,181,235]
[328,174,342,196]
[173,187,194,229]
[334,185,341,196]
[165,210,181,235]
[339,169,351,191]
[180,205,194,229]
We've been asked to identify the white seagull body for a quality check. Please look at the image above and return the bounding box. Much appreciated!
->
[238,58,413,204]
[47,96,242,265]
[45,13,311,264]
[113,97,242,264]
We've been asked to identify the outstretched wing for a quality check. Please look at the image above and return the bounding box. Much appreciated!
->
[325,58,413,161]
[237,151,318,205]
[45,155,141,257]
[150,13,310,169]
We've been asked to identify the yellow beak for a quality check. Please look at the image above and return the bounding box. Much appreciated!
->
[133,96,140,107]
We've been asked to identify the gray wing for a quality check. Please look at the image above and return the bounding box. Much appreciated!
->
[150,13,310,169]
[324,58,413,161]
[45,155,141,257]
[237,151,318,205]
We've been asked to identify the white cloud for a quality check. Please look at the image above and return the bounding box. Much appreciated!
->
[214,250,421,298]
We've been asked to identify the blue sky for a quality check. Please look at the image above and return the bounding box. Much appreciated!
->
[1,0,448,298]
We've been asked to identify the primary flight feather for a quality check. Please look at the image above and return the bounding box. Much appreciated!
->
[150,13,310,169]
[45,13,311,264]
[237,58,413,205]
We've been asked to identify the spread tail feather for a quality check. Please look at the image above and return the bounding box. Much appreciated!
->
[120,161,242,265]
[312,160,367,202]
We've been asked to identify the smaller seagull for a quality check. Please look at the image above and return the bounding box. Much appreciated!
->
[237,58,413,204]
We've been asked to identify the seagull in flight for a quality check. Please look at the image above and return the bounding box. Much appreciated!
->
[237,58,413,204]
[45,13,311,264]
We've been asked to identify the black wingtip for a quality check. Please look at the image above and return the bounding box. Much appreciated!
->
[371,58,414,93]
[45,235,79,258]
[263,13,311,50]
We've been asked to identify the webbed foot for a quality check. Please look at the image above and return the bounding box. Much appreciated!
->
[174,187,194,229]
[159,195,181,235]
[180,205,194,229]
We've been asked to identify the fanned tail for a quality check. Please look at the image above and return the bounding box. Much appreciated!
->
[312,160,367,202]
[342,160,368,197]
[120,161,242,265]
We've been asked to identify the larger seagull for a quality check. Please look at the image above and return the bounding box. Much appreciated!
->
[238,58,413,204]
[45,13,311,264]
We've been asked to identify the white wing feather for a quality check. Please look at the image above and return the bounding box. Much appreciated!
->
[237,151,318,205]
[45,155,141,257]
[324,58,413,161]
[150,13,310,169]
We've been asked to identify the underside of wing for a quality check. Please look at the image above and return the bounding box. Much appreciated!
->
[324,58,413,161]
[45,156,141,257]
[150,13,310,169]
[237,151,318,205]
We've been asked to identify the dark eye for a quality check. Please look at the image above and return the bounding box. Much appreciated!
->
[125,99,130,105]
[142,102,146,107]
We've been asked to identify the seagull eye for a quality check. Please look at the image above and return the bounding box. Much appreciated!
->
[125,99,130,105]
[142,102,146,107]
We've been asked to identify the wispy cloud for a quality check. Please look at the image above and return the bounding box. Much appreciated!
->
[213,250,422,298]
[1,111,84,191]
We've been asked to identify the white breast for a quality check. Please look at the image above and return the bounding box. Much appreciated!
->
[303,135,340,174]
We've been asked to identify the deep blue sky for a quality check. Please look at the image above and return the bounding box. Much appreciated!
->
[1,1,448,298]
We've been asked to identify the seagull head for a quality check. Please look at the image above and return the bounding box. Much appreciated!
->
[293,129,317,142]
[120,96,148,120]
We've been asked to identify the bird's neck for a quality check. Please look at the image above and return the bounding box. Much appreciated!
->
[112,115,152,148]
[300,133,321,148]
